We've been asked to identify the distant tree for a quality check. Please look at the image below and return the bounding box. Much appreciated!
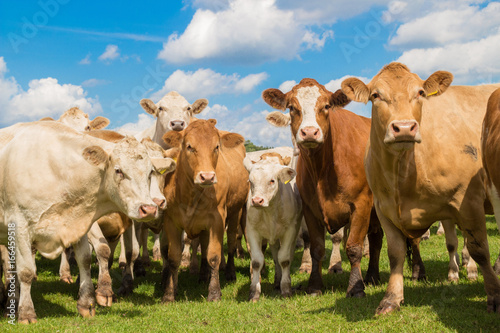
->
[244,140,271,152]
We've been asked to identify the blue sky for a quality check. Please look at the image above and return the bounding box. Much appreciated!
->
[1,0,499,146]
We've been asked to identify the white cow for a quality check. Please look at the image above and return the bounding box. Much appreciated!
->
[244,153,302,301]
[0,121,171,323]
[41,106,110,132]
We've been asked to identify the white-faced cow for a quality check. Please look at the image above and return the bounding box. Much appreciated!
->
[341,62,500,314]
[40,106,110,132]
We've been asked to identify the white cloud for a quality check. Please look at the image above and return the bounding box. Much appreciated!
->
[150,68,268,102]
[79,53,91,65]
[158,0,333,64]
[231,110,292,147]
[278,80,297,93]
[0,57,102,125]
[98,44,120,62]
[115,113,156,136]
[81,78,110,87]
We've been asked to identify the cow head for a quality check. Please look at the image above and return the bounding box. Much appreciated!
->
[163,119,244,187]
[58,107,110,132]
[83,137,171,222]
[140,137,177,210]
[140,91,208,133]
[245,157,296,208]
[263,79,350,149]
[341,62,453,152]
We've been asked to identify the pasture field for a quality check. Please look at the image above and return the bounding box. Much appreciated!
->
[2,218,499,332]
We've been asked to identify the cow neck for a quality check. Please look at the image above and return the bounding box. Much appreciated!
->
[152,121,169,150]
[298,125,333,184]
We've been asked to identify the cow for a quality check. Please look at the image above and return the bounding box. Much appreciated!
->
[40,106,110,132]
[133,91,208,269]
[0,121,169,323]
[263,78,384,298]
[341,62,500,314]
[160,119,248,302]
[244,153,302,301]
[481,87,500,276]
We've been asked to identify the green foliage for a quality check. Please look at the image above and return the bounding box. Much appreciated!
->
[2,219,499,332]
[244,140,271,152]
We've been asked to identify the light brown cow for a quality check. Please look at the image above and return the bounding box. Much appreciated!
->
[160,119,248,302]
[263,78,383,298]
[481,87,500,276]
[342,62,500,314]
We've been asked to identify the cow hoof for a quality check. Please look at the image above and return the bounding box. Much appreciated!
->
[60,275,74,284]
[467,268,478,281]
[347,289,365,298]
[118,261,126,270]
[162,294,175,303]
[448,272,459,283]
[493,261,500,276]
[364,273,381,286]
[487,295,500,313]
[298,264,312,274]
[306,287,322,296]
[225,270,236,282]
[207,291,221,302]
[328,265,343,274]
[18,317,37,324]
[180,258,190,268]
[77,304,96,318]
[153,254,162,262]
[376,299,401,316]
[281,290,292,298]
[96,293,113,307]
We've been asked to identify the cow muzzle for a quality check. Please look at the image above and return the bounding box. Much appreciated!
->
[153,198,167,210]
[195,171,217,186]
[170,120,185,131]
[385,120,421,145]
[138,204,158,220]
[251,196,266,207]
[298,126,322,148]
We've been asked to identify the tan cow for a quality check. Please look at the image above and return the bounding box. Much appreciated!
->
[481,87,500,276]
[342,62,500,314]
[160,119,248,302]
[0,121,165,323]
[40,106,110,132]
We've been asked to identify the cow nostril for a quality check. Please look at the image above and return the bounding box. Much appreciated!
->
[410,123,417,132]
[392,123,400,133]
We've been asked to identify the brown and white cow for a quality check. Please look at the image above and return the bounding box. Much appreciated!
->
[482,87,500,276]
[342,62,500,314]
[263,78,383,298]
[40,106,110,132]
[160,119,248,302]
[0,121,167,323]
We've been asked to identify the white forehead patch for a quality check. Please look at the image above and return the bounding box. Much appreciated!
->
[296,86,321,129]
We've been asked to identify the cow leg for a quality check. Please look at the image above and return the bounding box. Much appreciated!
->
[132,222,146,277]
[117,225,139,296]
[487,186,500,275]
[140,224,151,267]
[161,224,182,303]
[108,238,119,270]
[59,247,74,284]
[462,238,478,280]
[87,223,113,307]
[298,219,312,274]
[180,231,192,268]
[0,246,6,310]
[376,214,406,315]
[278,224,300,298]
[152,232,161,262]
[14,232,37,323]
[328,228,343,274]
[269,242,282,290]
[247,229,264,302]
[236,224,246,259]
[441,219,460,282]
[409,238,426,281]
[304,205,324,295]
[225,210,241,282]
[436,221,445,235]
[365,212,383,285]
[73,234,96,318]
[203,220,224,302]
[118,234,126,270]
[189,237,200,274]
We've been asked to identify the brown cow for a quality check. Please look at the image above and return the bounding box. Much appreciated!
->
[482,87,500,276]
[160,119,248,302]
[263,78,383,298]
[342,62,500,314]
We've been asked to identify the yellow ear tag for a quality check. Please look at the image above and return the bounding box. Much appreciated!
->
[284,179,291,185]
[427,90,438,96]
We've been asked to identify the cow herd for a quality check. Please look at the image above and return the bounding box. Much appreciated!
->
[0,62,499,324]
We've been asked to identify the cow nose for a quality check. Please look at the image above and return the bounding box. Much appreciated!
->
[170,121,185,131]
[199,172,216,185]
[139,205,157,219]
[390,120,420,141]
[153,198,167,210]
[300,126,320,140]
[251,196,264,207]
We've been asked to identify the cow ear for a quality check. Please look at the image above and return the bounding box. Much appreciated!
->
[191,98,208,115]
[221,132,244,149]
[330,89,351,108]
[282,156,291,166]
[90,116,110,130]
[243,158,255,172]
[40,116,55,121]
[341,78,370,104]
[151,157,177,175]
[163,131,183,149]
[278,167,296,184]
[423,71,453,97]
[164,147,180,160]
[208,119,217,127]
[140,99,159,117]
[266,111,290,127]
[82,146,108,167]
[262,88,287,110]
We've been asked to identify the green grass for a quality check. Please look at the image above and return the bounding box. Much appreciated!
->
[2,218,500,332]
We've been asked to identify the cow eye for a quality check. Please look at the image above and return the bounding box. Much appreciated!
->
[269,179,275,185]
[187,106,191,111]
[85,125,91,131]
[214,144,219,153]
[159,106,164,111]
[371,92,380,100]
[418,90,425,97]
[187,144,195,153]
[289,106,295,112]
[115,167,124,179]
[324,104,331,110]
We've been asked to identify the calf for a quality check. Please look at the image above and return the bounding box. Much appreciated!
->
[0,121,166,323]
[263,79,383,298]
[342,62,500,314]
[160,119,248,302]
[245,154,302,301]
